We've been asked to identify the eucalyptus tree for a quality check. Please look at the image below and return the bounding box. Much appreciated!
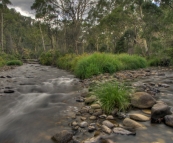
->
[31,0,97,54]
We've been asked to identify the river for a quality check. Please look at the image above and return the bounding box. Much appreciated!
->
[0,64,173,143]
[0,64,82,143]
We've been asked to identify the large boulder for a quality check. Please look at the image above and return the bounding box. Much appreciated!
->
[129,114,150,122]
[164,115,173,127]
[123,118,145,129]
[151,102,172,123]
[51,130,73,143]
[131,92,156,109]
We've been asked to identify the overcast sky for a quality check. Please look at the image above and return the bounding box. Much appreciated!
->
[8,0,35,18]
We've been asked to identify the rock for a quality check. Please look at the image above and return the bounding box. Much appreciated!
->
[112,108,119,116]
[90,123,96,126]
[160,83,170,88]
[102,120,115,129]
[99,114,107,119]
[164,80,173,84]
[72,126,79,131]
[72,121,78,126]
[82,136,100,143]
[88,126,96,132]
[4,90,15,93]
[81,117,87,121]
[6,75,12,78]
[91,104,101,109]
[158,73,165,76]
[90,116,97,120]
[123,118,145,128]
[76,112,81,116]
[151,102,172,123]
[142,109,151,115]
[51,130,73,143]
[106,115,114,120]
[0,76,5,78]
[80,107,89,114]
[85,96,96,104]
[81,92,89,97]
[164,115,173,127]
[76,97,84,102]
[131,92,156,109]
[93,109,102,116]
[116,112,127,119]
[80,121,88,128]
[89,109,94,114]
[113,127,136,135]
[101,125,112,134]
[129,114,150,122]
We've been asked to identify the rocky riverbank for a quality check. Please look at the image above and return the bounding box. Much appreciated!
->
[53,67,173,143]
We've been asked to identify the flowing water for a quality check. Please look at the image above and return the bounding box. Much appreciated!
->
[0,64,82,143]
[0,64,173,143]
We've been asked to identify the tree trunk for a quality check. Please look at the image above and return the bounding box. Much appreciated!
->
[39,23,46,51]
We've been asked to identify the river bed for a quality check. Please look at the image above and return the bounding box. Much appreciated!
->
[0,64,173,143]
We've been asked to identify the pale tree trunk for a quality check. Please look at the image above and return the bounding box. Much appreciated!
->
[39,23,46,51]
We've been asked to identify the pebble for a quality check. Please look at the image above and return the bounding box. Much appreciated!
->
[90,116,97,120]
[106,115,114,120]
[81,117,87,121]
[88,126,96,132]
[101,125,112,134]
[102,120,115,129]
[80,122,88,128]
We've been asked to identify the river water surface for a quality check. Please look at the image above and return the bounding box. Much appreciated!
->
[0,64,82,143]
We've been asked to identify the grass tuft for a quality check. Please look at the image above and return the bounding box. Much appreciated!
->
[93,82,130,114]
[6,60,23,66]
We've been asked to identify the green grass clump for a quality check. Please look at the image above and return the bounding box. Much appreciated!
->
[6,60,23,66]
[93,82,130,114]
[56,53,89,71]
[116,54,147,70]
[75,53,147,79]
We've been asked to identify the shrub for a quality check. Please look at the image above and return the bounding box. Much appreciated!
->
[39,50,60,65]
[93,82,130,114]
[6,60,23,66]
[148,56,171,67]
[0,57,5,67]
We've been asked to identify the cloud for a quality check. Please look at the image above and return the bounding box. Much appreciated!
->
[8,0,35,18]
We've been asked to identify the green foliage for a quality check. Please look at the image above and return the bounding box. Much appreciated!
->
[39,50,60,65]
[116,54,147,70]
[75,53,147,79]
[56,53,89,71]
[148,56,171,66]
[93,82,130,114]
[0,57,5,67]
[6,60,23,66]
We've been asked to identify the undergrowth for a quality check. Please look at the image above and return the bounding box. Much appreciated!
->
[6,60,23,66]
